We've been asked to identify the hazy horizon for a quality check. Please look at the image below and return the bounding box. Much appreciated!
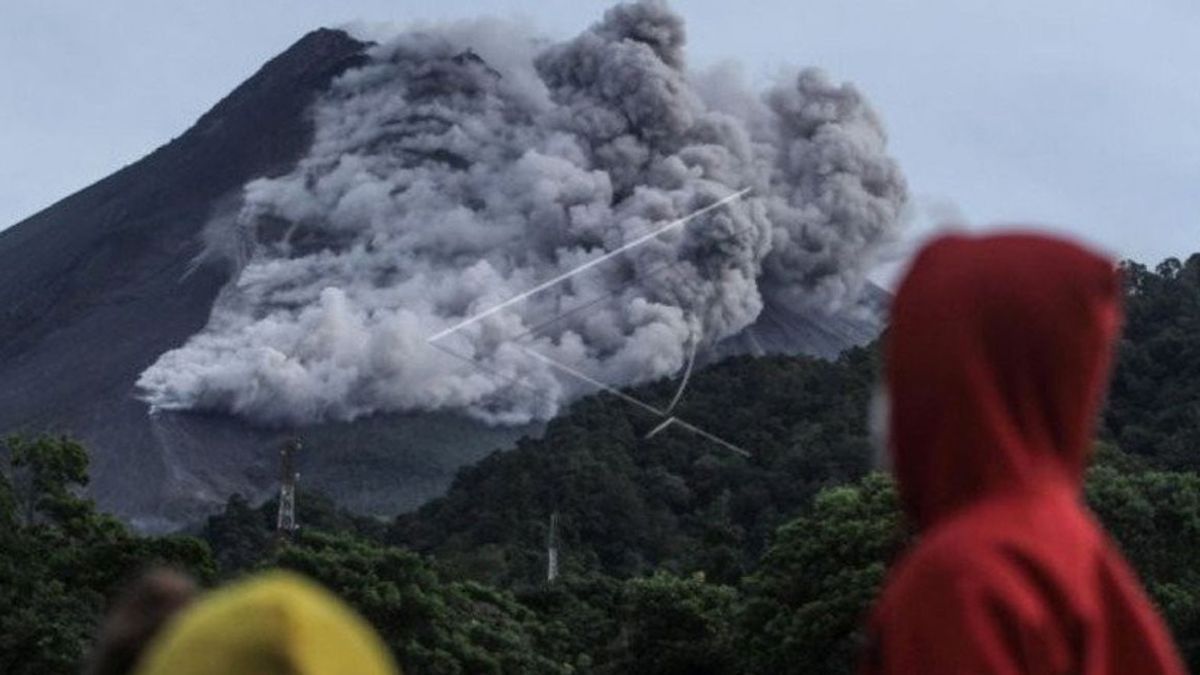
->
[2,0,1197,268]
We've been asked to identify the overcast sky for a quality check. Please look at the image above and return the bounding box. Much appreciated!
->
[1,0,1197,267]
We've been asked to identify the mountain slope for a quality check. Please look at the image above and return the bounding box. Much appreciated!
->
[0,30,388,525]
[0,28,885,529]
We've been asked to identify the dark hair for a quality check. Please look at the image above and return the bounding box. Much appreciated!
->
[84,569,197,675]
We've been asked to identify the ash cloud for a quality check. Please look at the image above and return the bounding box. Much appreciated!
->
[137,0,907,427]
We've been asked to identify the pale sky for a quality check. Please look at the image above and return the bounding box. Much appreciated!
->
[2,0,1198,267]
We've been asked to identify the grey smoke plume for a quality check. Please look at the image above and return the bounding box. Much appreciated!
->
[138,0,907,427]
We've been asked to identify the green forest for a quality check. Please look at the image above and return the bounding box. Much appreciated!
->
[2,254,1199,674]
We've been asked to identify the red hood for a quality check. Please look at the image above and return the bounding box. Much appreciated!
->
[885,232,1122,528]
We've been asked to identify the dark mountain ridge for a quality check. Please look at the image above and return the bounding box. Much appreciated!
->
[0,29,883,529]
[0,29,388,527]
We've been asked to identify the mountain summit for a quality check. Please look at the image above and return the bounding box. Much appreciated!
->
[0,11,898,528]
[0,30,389,528]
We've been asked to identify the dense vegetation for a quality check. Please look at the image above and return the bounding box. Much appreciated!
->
[1106,255,1200,469]
[0,436,213,674]
[0,254,1197,674]
[390,346,881,587]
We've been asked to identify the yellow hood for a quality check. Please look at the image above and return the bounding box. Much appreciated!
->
[134,571,399,675]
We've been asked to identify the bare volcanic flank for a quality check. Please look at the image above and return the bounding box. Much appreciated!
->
[0,3,902,529]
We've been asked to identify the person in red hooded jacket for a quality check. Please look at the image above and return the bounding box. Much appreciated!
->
[859,232,1187,674]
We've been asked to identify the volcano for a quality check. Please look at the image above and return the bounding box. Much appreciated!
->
[0,17,897,530]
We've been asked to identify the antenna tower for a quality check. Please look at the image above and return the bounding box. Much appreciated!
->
[276,437,300,539]
[546,511,560,583]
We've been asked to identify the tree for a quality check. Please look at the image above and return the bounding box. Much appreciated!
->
[611,572,739,675]
[268,530,573,675]
[1107,255,1200,469]
[203,493,274,576]
[737,473,906,675]
[1086,462,1200,665]
[0,435,215,675]
[6,434,89,526]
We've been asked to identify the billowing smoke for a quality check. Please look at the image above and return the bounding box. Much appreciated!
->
[137,0,907,427]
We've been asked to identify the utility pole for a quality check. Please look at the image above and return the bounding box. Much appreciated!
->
[276,437,300,540]
[546,511,560,583]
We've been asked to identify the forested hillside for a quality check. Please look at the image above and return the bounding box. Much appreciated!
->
[390,347,881,586]
[1106,255,1200,469]
[1,254,1198,674]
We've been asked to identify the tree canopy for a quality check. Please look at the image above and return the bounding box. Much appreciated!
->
[2,253,1198,673]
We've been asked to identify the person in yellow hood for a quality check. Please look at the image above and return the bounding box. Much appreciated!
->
[133,571,399,675]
